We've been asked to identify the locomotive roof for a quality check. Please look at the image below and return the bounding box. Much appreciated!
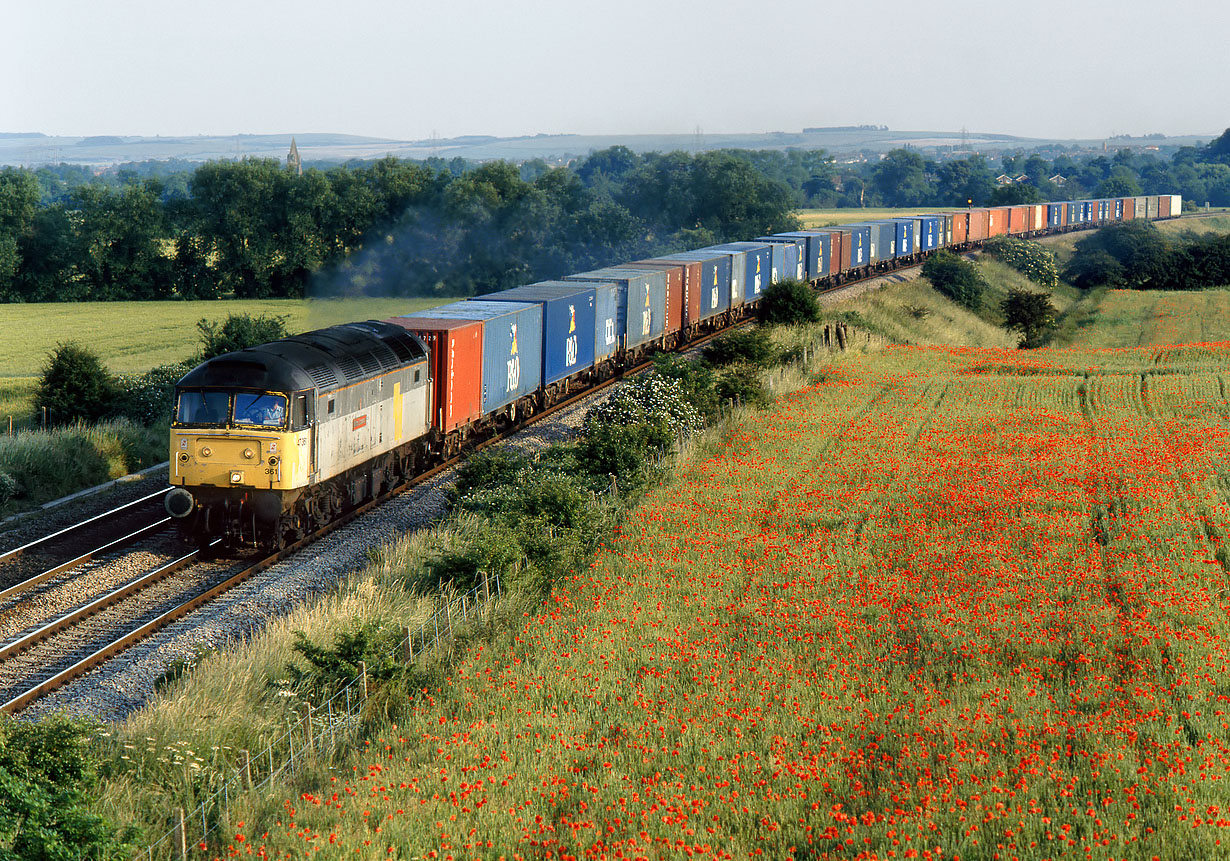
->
[176,320,426,394]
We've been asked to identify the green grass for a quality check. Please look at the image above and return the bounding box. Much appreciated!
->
[1055,289,1230,348]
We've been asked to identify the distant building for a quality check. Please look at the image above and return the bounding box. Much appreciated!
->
[287,138,302,176]
[995,174,1013,186]
[1049,174,1067,187]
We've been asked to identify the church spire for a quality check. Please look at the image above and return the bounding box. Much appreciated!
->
[287,137,302,176]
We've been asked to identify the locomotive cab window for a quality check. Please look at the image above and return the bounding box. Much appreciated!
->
[175,390,230,426]
[292,393,311,430]
[233,393,288,428]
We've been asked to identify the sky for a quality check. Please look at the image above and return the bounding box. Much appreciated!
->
[2,0,1225,142]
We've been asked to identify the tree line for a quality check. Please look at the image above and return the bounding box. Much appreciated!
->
[2,129,1228,303]
[0,151,797,303]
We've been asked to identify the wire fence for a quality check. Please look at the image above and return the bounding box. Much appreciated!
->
[137,573,501,861]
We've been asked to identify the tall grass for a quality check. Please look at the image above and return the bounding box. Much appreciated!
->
[0,419,165,514]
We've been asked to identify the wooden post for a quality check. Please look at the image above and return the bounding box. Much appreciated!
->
[241,749,252,790]
[173,807,187,861]
[359,660,368,700]
[402,626,413,664]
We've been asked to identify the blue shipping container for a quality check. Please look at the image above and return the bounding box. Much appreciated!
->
[913,216,941,252]
[1067,202,1082,224]
[757,236,806,282]
[889,219,915,258]
[424,300,543,415]
[844,223,894,263]
[708,242,772,302]
[529,280,618,363]
[484,284,596,385]
[563,268,667,349]
[772,232,821,279]
[653,252,731,319]
[1047,204,1063,227]
[762,241,785,284]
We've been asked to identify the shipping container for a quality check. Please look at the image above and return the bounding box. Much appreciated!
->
[1046,203,1064,228]
[563,268,667,349]
[1158,195,1172,218]
[843,223,893,264]
[1066,202,1082,225]
[615,261,685,335]
[384,317,482,434]
[1008,206,1028,235]
[633,258,702,330]
[526,280,619,363]
[890,218,919,254]
[922,213,952,247]
[771,232,821,279]
[968,209,990,242]
[986,207,1009,237]
[912,215,941,251]
[697,246,747,307]
[800,230,837,279]
[1170,194,1183,216]
[758,241,785,284]
[405,300,543,417]
[1029,204,1045,232]
[1133,196,1148,220]
[756,236,806,283]
[482,284,596,385]
[704,242,773,303]
[649,251,732,320]
[951,212,969,245]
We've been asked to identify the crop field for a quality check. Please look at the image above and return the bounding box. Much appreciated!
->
[1061,290,1230,348]
[0,296,451,422]
[219,340,1230,859]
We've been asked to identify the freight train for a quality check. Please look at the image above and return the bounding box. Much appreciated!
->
[164,192,1183,548]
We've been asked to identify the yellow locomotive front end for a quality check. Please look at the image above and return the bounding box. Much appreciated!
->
[166,386,315,547]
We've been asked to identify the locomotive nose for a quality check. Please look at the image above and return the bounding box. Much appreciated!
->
[165,487,195,518]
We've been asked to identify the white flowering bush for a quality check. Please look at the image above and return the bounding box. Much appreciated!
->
[983,236,1060,289]
[583,372,705,437]
[115,361,194,426]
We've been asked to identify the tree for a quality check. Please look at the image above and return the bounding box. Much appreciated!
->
[34,342,118,425]
[198,313,290,359]
[922,251,986,310]
[1001,288,1057,348]
[1094,173,1141,198]
[988,183,1042,205]
[871,149,930,207]
[757,279,819,326]
[936,156,995,207]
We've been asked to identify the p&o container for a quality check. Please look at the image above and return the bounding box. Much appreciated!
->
[482,284,596,385]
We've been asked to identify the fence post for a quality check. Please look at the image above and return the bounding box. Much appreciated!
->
[241,750,252,790]
[173,808,187,861]
[359,661,368,701]
[482,570,491,608]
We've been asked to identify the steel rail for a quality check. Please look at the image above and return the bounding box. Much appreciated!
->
[0,488,169,566]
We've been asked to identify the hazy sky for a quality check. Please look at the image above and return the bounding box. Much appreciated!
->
[3,0,1225,142]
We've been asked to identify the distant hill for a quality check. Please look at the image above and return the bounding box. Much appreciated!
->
[0,128,1215,169]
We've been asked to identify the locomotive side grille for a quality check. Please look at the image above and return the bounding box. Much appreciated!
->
[335,356,363,381]
[382,333,418,363]
[370,343,401,370]
[306,364,338,388]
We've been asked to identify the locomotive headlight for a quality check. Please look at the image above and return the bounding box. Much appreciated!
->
[230,471,243,484]
[243,448,255,459]
[201,446,212,458]
[178,452,190,463]
[267,455,279,466]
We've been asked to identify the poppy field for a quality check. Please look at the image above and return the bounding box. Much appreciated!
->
[221,341,1230,860]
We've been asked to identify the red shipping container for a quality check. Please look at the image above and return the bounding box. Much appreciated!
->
[968,210,989,241]
[385,316,483,434]
[985,207,1009,237]
[1159,196,1173,218]
[1124,198,1137,220]
[618,260,686,334]
[825,227,852,276]
[952,212,968,245]
[1008,206,1028,235]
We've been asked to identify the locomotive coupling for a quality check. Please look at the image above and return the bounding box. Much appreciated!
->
[166,487,195,518]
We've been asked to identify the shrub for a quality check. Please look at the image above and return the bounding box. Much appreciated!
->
[114,361,195,426]
[716,365,772,407]
[286,621,404,697]
[584,372,705,439]
[922,251,987,310]
[757,279,820,326]
[983,236,1060,289]
[1064,248,1125,289]
[197,312,289,360]
[651,353,721,423]
[0,471,16,506]
[419,518,525,594]
[574,421,670,493]
[1001,288,1058,349]
[702,328,778,367]
[34,342,119,426]
[447,447,532,504]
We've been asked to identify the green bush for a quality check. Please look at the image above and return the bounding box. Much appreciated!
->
[1001,288,1058,349]
[447,447,532,504]
[983,236,1059,289]
[114,361,195,426]
[757,279,820,326]
[921,251,987,310]
[197,312,289,360]
[716,365,772,407]
[574,421,670,493]
[702,328,779,367]
[419,518,526,594]
[584,371,705,438]
[34,342,119,426]
[286,621,404,697]
[651,353,721,423]
[0,715,134,859]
